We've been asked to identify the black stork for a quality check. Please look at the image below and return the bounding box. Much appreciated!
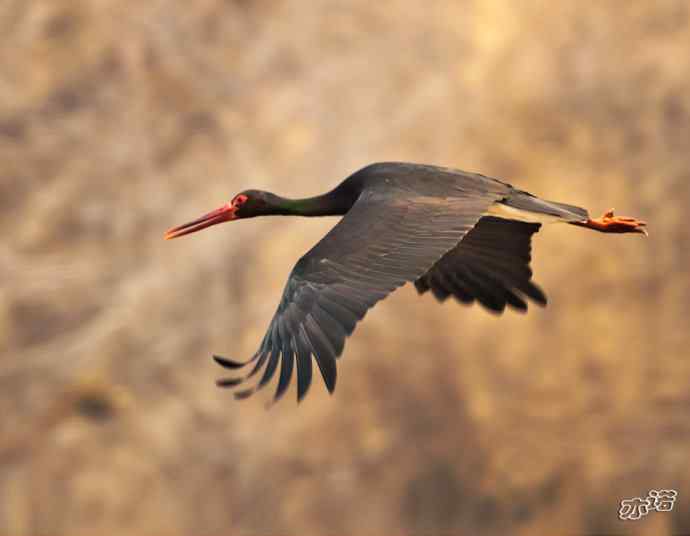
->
[165,162,647,403]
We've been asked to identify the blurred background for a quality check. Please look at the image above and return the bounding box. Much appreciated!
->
[1,1,689,534]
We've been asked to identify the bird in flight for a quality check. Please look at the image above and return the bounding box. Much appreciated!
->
[165,162,646,403]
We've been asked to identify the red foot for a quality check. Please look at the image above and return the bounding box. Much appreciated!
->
[579,209,648,235]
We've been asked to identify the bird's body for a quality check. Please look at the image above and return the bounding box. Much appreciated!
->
[165,162,647,403]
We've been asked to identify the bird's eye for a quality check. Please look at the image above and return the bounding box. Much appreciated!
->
[234,195,248,205]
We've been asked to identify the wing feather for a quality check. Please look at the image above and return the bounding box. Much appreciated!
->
[215,187,508,401]
[415,216,547,312]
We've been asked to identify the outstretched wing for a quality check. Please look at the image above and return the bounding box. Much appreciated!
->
[414,216,547,312]
[215,187,506,402]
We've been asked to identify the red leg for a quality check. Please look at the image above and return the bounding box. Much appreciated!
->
[573,208,648,235]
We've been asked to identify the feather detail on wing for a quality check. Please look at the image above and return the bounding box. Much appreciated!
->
[215,189,506,402]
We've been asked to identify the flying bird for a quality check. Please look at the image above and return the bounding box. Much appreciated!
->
[165,162,646,403]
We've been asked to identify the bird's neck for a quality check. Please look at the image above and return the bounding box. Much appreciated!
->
[268,187,359,217]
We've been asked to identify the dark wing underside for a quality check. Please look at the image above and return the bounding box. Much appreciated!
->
[414,216,546,312]
[214,187,507,402]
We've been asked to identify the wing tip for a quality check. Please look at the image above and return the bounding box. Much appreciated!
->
[531,286,548,306]
[213,354,248,369]
[216,377,244,388]
[233,388,255,400]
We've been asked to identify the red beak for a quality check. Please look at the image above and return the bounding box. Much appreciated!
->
[164,203,237,240]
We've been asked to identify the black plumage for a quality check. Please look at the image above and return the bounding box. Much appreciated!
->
[415,217,546,313]
[164,162,648,403]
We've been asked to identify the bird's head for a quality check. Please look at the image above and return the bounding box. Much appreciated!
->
[164,190,276,240]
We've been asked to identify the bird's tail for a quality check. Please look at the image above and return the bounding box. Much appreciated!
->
[498,191,589,222]
[493,190,647,234]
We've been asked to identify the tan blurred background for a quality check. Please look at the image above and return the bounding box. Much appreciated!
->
[1,1,690,535]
